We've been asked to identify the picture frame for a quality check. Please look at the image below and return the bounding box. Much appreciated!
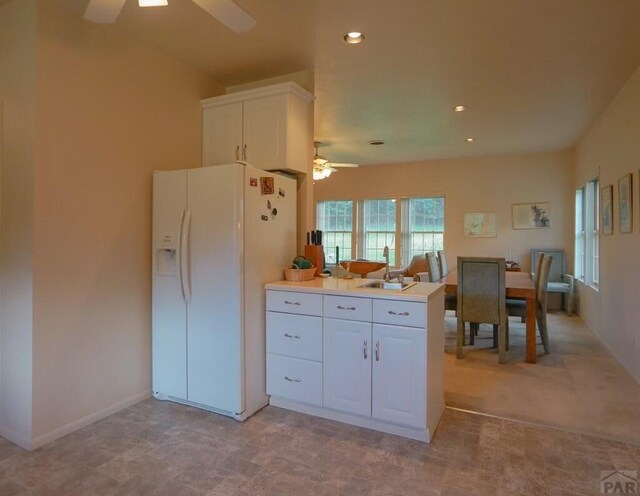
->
[463,213,498,237]
[512,203,550,229]
[618,173,632,234]
[601,184,613,235]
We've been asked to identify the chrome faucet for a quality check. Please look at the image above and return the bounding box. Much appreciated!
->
[383,246,391,281]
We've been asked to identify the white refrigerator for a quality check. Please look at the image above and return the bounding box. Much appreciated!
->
[152,163,296,420]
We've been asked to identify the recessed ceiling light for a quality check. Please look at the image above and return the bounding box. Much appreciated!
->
[466,137,474,143]
[139,0,168,6]
[368,140,384,146]
[454,105,466,112]
[343,32,365,44]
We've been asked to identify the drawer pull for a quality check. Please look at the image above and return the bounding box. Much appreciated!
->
[284,333,301,339]
[284,376,301,383]
[363,339,368,360]
[337,305,356,311]
[388,310,410,316]
[284,300,301,306]
[375,340,380,362]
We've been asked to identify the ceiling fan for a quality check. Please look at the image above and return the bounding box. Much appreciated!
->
[313,142,359,180]
[84,0,256,33]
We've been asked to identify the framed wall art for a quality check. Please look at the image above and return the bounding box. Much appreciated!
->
[463,213,498,237]
[601,184,613,235]
[618,173,632,234]
[512,203,550,229]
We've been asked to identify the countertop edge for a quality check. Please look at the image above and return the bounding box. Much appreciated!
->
[265,278,445,302]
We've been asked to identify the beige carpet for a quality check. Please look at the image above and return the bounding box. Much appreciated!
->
[444,312,640,446]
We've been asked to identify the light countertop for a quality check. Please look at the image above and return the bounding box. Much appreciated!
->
[265,277,445,302]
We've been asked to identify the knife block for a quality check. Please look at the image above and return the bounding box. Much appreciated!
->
[304,245,324,276]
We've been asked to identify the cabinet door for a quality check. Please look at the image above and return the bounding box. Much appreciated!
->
[372,324,426,429]
[242,94,287,170]
[203,102,243,166]
[323,318,371,417]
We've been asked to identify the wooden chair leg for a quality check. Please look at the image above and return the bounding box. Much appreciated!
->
[457,318,465,358]
[498,319,507,364]
[537,309,550,354]
[469,323,476,345]
[492,324,498,348]
[520,316,525,323]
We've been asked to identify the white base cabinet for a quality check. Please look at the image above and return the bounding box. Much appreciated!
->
[266,288,445,442]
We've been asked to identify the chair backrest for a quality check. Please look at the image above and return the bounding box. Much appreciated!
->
[533,252,544,289]
[406,254,428,277]
[537,255,553,309]
[456,257,506,325]
[437,250,448,277]
[531,249,565,282]
[427,252,441,282]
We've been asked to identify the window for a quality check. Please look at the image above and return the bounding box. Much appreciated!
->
[316,200,353,264]
[575,177,599,287]
[361,199,397,265]
[316,196,445,268]
[574,187,585,279]
[402,197,445,264]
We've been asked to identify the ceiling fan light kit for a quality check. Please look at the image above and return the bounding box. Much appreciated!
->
[138,0,167,7]
[312,142,359,180]
[84,0,256,33]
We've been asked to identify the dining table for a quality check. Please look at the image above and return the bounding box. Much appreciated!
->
[440,270,538,363]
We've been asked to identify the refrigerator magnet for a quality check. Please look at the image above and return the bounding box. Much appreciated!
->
[267,200,272,210]
[260,177,274,195]
[279,188,285,197]
[261,215,269,221]
[249,178,258,187]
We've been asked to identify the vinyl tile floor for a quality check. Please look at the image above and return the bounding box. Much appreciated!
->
[1,399,639,495]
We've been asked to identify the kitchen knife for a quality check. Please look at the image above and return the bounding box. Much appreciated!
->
[306,232,310,246]
[311,231,317,245]
[316,230,322,245]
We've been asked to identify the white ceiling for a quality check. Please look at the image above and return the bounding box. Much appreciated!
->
[64,0,640,165]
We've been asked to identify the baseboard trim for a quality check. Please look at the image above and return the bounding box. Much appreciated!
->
[29,390,151,450]
[0,423,34,450]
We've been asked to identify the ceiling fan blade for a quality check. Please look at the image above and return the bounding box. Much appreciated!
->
[84,0,127,23]
[329,163,359,168]
[191,0,256,33]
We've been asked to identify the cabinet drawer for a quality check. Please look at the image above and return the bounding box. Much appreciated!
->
[267,312,322,361]
[267,354,322,406]
[324,295,372,322]
[266,290,323,316]
[373,299,426,328]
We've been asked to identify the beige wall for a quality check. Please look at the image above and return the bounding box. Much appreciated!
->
[314,150,573,273]
[575,64,640,385]
[25,0,221,447]
[0,0,37,448]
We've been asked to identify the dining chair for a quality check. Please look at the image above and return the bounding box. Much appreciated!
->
[507,254,552,354]
[530,249,574,314]
[427,252,441,282]
[456,257,507,363]
[437,250,449,277]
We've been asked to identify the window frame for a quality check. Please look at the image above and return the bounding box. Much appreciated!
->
[574,177,599,289]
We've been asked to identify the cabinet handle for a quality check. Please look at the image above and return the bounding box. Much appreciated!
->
[363,339,368,360]
[388,310,410,316]
[235,145,240,161]
[284,301,301,306]
[243,144,247,160]
[284,376,301,383]
[337,305,356,311]
[284,333,301,339]
[375,340,380,362]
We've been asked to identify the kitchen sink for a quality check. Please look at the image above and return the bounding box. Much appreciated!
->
[361,281,417,291]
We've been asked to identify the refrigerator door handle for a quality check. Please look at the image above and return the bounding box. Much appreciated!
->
[176,209,186,303]
[181,209,192,304]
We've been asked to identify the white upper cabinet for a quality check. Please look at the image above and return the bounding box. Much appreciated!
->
[201,82,314,174]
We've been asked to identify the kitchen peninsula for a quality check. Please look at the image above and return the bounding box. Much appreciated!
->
[265,278,445,442]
